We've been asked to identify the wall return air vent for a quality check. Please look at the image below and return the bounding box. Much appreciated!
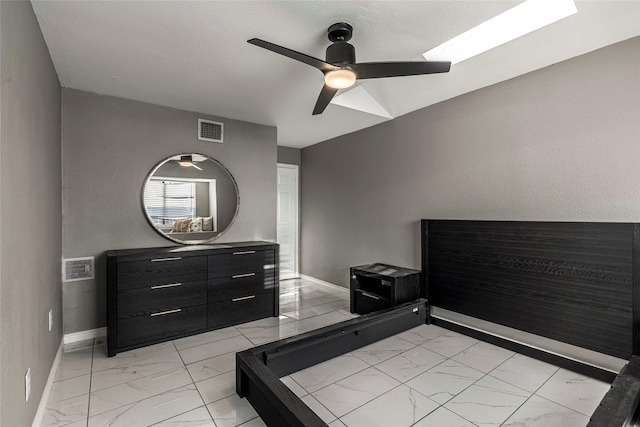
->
[63,257,95,282]
[198,119,224,143]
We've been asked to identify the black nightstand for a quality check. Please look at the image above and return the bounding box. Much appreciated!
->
[350,263,420,315]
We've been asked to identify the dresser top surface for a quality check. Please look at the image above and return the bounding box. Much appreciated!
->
[107,241,277,259]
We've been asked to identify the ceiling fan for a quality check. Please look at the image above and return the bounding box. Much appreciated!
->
[248,22,451,115]
[178,155,202,171]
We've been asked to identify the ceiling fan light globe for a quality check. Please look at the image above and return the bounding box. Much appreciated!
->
[324,69,356,89]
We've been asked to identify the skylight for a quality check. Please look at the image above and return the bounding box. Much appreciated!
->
[423,0,577,65]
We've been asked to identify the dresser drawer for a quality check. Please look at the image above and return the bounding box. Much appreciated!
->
[208,293,274,329]
[107,242,279,356]
[207,274,275,303]
[208,250,274,278]
[116,304,207,348]
[117,280,207,318]
[116,256,207,290]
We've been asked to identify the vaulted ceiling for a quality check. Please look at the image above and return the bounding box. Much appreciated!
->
[31,1,640,148]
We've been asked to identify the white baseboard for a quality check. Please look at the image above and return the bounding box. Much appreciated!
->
[63,327,106,344]
[32,340,63,427]
[298,274,349,293]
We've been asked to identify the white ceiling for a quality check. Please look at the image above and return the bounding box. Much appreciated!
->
[31,1,640,148]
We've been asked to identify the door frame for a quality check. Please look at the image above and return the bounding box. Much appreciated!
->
[277,163,300,279]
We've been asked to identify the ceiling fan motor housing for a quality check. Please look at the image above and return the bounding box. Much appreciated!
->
[326,42,355,66]
[326,22,355,66]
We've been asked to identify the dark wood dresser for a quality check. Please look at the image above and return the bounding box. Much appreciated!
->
[107,241,278,356]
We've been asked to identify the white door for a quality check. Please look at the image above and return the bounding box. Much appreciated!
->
[277,164,299,280]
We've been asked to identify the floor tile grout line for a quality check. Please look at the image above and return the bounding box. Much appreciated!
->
[410,352,493,409]
[439,371,524,423]
[89,355,189,395]
[437,342,516,378]
[483,352,559,396]
[307,322,601,427]
[433,338,561,408]
[290,325,486,422]
[300,393,340,424]
[420,341,588,426]
[529,391,594,419]
[496,365,563,426]
[84,377,199,421]
[41,341,93,427]
[412,404,481,427]
[292,353,373,395]
[170,339,215,424]
[347,381,442,424]
[303,364,405,420]
[531,367,600,416]
[84,338,97,427]
[171,325,242,352]
[419,335,479,360]
[88,342,205,424]
[147,405,215,427]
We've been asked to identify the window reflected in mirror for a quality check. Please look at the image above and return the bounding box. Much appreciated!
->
[142,153,238,244]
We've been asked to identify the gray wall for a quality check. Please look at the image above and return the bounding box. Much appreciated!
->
[301,37,640,288]
[277,146,301,166]
[0,1,62,425]
[62,89,277,334]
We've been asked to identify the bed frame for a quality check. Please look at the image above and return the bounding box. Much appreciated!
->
[236,220,640,427]
[421,220,639,360]
[236,300,429,427]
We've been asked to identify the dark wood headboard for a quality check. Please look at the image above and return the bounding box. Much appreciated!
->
[421,220,640,359]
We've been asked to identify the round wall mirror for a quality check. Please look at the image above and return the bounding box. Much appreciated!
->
[142,153,239,244]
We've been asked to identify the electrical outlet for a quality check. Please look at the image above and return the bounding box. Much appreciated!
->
[25,368,31,402]
[49,309,53,332]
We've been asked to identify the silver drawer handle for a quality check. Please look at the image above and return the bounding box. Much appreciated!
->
[361,292,380,300]
[150,308,182,317]
[233,251,256,255]
[150,257,182,262]
[232,273,256,279]
[232,295,256,302]
[150,283,182,290]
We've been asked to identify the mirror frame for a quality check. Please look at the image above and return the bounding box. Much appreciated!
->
[141,152,240,245]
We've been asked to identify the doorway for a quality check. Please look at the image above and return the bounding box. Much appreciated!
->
[277,163,299,280]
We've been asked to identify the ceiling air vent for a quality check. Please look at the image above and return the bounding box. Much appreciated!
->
[63,257,95,282]
[198,119,223,143]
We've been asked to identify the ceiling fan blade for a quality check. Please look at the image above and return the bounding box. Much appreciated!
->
[351,61,451,80]
[312,85,339,115]
[248,38,338,73]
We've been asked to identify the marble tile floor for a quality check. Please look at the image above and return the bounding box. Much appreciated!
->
[42,278,354,427]
[42,277,611,427]
[286,329,611,427]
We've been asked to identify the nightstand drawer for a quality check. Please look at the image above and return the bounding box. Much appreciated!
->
[117,280,207,318]
[116,304,207,348]
[207,274,275,303]
[353,289,391,315]
[208,292,274,329]
[117,256,207,290]
[208,250,274,278]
